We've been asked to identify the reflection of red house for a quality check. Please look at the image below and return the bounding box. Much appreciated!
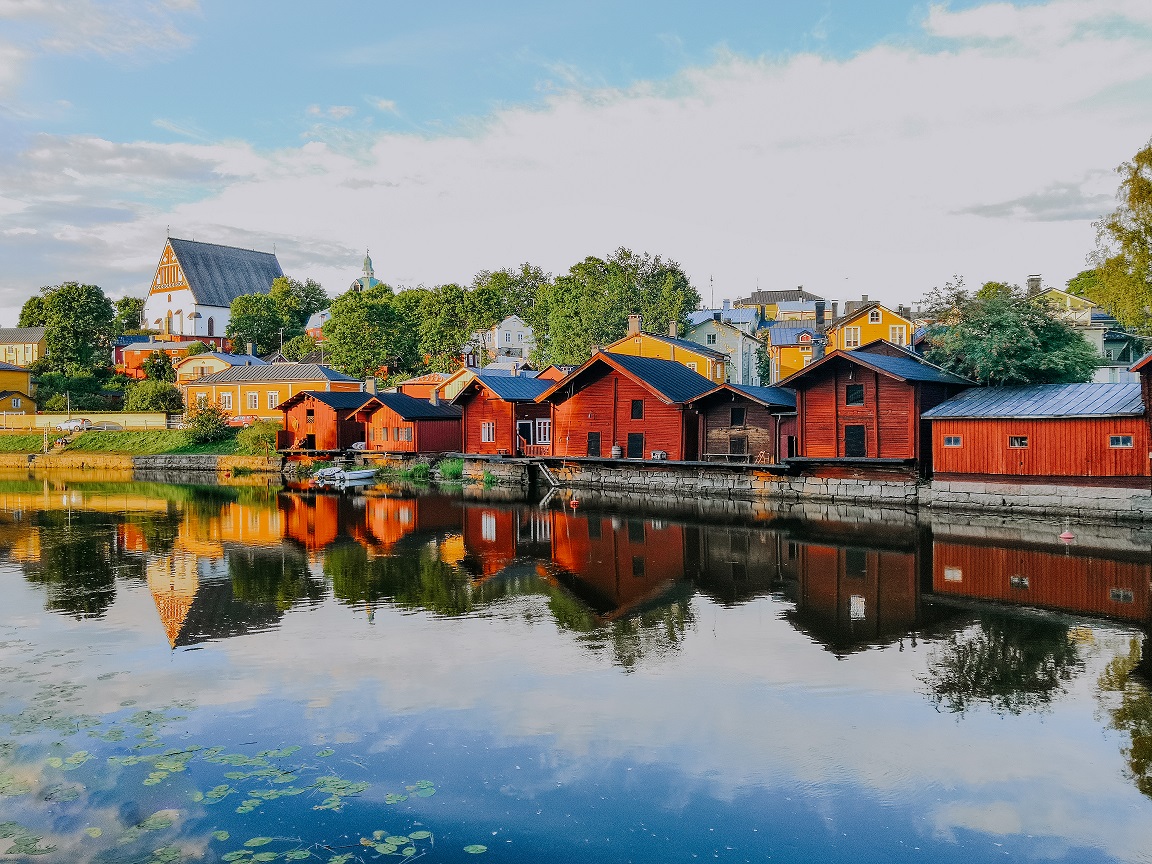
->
[365,393,462,454]
[281,494,341,551]
[277,391,378,451]
[359,496,462,552]
[932,542,1151,623]
[461,506,518,578]
[452,376,551,457]
[537,351,714,461]
[549,510,687,619]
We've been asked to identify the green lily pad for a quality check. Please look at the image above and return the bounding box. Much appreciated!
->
[463,845,488,854]
[213,830,230,841]
[402,848,416,858]
[385,836,409,845]
[84,827,102,838]
[414,787,436,798]
[245,837,275,847]
[384,793,408,804]
[151,846,182,863]
[315,749,334,758]
[374,843,397,854]
[252,853,278,862]
[45,757,63,769]
[222,853,252,862]
[408,831,431,840]
[284,851,311,861]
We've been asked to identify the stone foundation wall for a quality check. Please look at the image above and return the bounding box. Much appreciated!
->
[463,457,530,486]
[930,479,1152,523]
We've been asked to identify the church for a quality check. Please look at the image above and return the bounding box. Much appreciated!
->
[141,237,284,342]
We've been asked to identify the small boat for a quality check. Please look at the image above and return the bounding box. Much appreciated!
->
[311,466,377,487]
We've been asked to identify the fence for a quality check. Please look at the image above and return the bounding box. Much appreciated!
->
[0,412,175,431]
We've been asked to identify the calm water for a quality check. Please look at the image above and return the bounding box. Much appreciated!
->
[0,474,1150,863]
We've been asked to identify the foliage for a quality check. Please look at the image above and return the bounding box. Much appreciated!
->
[922,279,1099,385]
[226,294,284,356]
[21,282,117,375]
[18,295,46,327]
[123,379,184,413]
[185,403,233,444]
[322,285,415,379]
[270,275,329,335]
[1087,140,1152,333]
[184,341,212,356]
[417,283,472,372]
[34,370,116,411]
[280,334,317,362]
[435,457,464,481]
[141,350,176,382]
[755,343,771,384]
[113,296,146,333]
[236,420,280,455]
[0,435,50,452]
[61,430,237,455]
[1097,637,1152,799]
[1065,269,1100,298]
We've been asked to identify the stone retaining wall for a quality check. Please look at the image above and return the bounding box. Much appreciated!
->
[930,479,1152,523]
[462,457,530,486]
[0,453,283,475]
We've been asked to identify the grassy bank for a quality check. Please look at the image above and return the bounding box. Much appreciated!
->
[0,434,51,452]
[62,430,239,455]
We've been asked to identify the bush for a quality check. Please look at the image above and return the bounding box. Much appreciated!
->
[123,379,184,412]
[185,403,233,444]
[236,420,281,455]
[436,457,464,481]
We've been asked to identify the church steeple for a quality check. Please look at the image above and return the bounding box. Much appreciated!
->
[350,247,383,293]
[363,250,374,279]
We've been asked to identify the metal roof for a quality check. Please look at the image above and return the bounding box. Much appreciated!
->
[168,238,283,309]
[847,350,972,385]
[281,391,378,411]
[736,289,824,305]
[0,361,28,373]
[190,363,359,385]
[599,352,716,403]
[467,375,551,402]
[922,383,1144,419]
[765,325,820,347]
[373,392,463,420]
[0,327,45,344]
[689,382,796,409]
[687,308,762,327]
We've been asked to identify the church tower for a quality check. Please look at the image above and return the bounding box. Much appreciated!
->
[350,250,383,293]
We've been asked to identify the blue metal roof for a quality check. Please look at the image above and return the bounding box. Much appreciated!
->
[687,308,762,327]
[283,391,377,411]
[847,350,972,385]
[601,353,716,403]
[201,352,267,366]
[168,237,283,309]
[373,392,462,420]
[725,384,797,409]
[765,325,820,347]
[474,376,552,401]
[922,383,1144,419]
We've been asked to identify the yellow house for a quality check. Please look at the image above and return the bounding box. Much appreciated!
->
[733,289,823,322]
[0,327,47,368]
[605,316,727,383]
[828,303,913,351]
[0,361,35,414]
[175,351,267,383]
[763,325,823,384]
[182,363,362,422]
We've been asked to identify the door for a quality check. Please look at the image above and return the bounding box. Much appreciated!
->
[627,432,644,459]
[586,431,601,457]
[516,420,533,454]
[844,424,866,457]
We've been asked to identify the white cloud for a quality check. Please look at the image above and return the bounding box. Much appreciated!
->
[369,97,398,114]
[3,0,1152,314]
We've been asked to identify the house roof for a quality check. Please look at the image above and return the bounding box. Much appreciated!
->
[922,383,1144,420]
[539,351,715,405]
[278,391,379,412]
[1131,352,1152,373]
[124,340,205,352]
[168,237,283,308]
[394,371,451,387]
[189,363,360,385]
[736,289,824,306]
[373,392,463,420]
[0,327,46,344]
[454,375,551,403]
[685,317,764,342]
[687,308,762,327]
[0,390,31,400]
[780,344,972,388]
[607,330,728,359]
[305,310,332,330]
[0,361,29,373]
[765,325,820,347]
[774,300,818,313]
[689,382,796,410]
[175,352,266,367]
[830,300,910,327]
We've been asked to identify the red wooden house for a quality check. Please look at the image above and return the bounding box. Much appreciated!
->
[922,382,1149,482]
[686,383,797,463]
[451,375,552,456]
[536,351,714,461]
[781,341,971,470]
[276,391,378,451]
[365,392,462,454]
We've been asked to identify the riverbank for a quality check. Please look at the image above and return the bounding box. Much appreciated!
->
[0,452,283,474]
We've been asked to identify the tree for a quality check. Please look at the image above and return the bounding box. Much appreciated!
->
[22,282,117,375]
[184,341,212,356]
[18,295,46,328]
[322,285,416,379]
[417,283,472,372]
[123,379,184,412]
[270,276,329,336]
[113,296,146,334]
[1087,140,1152,333]
[226,294,284,356]
[922,281,1099,385]
[755,342,771,384]
[280,334,318,362]
[141,350,176,382]
[185,403,232,443]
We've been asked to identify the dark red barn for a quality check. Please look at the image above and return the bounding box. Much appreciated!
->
[451,375,552,456]
[365,392,462,454]
[537,351,714,461]
[277,391,377,451]
[686,383,797,463]
[782,341,971,470]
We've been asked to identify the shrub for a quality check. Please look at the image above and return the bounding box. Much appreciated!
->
[409,462,431,481]
[236,420,281,455]
[185,403,232,444]
[436,457,464,481]
[123,379,184,412]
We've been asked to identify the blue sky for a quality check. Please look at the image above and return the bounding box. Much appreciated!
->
[0,0,1148,320]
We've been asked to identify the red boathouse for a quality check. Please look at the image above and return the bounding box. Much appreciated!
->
[451,375,552,456]
[277,391,378,451]
[365,392,462,454]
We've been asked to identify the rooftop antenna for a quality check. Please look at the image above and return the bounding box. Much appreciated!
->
[166,225,169,238]
[710,275,714,309]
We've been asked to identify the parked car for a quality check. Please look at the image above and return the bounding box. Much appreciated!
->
[90,421,123,431]
[227,415,259,428]
[55,418,93,433]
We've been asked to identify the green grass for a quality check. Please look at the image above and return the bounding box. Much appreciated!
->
[61,430,239,455]
[0,434,49,452]
[435,457,464,481]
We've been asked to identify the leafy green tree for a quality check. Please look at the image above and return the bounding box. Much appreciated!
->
[141,350,176,382]
[417,283,472,372]
[185,403,232,443]
[269,276,329,336]
[1065,269,1100,299]
[18,295,46,328]
[184,341,212,356]
[123,379,184,412]
[1087,140,1152,333]
[755,342,772,384]
[226,294,284,356]
[471,263,549,326]
[22,282,117,374]
[34,370,112,411]
[280,334,318,361]
[113,296,147,334]
[923,281,1099,385]
[322,285,415,379]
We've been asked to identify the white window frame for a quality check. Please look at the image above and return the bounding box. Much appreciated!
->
[196,394,208,409]
[943,435,962,447]
[868,310,882,324]
[10,397,19,409]
[219,392,233,411]
[843,327,861,349]
[535,419,552,444]
[706,333,717,345]
[247,392,259,411]
[481,421,495,443]
[1109,435,1134,448]
[1008,435,1029,449]
[889,325,907,346]
[268,391,280,410]
[686,361,698,372]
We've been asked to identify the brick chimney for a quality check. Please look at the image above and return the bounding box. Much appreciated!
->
[815,300,826,328]
[1027,274,1042,294]
[627,314,641,336]
[669,320,678,338]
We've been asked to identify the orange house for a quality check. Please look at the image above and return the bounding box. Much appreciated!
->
[365,393,462,454]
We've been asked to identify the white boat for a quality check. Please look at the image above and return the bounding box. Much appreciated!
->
[312,466,377,486]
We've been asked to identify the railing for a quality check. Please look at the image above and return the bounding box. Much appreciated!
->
[521,444,552,457]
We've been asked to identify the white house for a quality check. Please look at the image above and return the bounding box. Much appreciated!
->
[465,315,536,366]
[685,314,765,386]
[142,237,284,340]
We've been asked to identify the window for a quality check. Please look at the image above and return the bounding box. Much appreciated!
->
[1010,575,1029,590]
[843,326,861,349]
[730,436,747,455]
[394,427,402,441]
[481,512,496,542]
[207,317,215,337]
[846,549,867,579]
[1008,436,1029,448]
[630,399,644,419]
[632,556,646,577]
[730,405,746,426]
[850,595,866,620]
[889,325,907,345]
[1110,588,1134,603]
[628,520,646,543]
[268,392,279,409]
[481,421,495,443]
[400,427,413,442]
[586,431,601,457]
[505,332,510,343]
[10,398,19,409]
[220,392,233,410]
[587,518,602,540]
[686,362,697,372]
[943,435,962,447]
[626,432,644,459]
[845,384,865,406]
[707,333,717,345]
[518,332,524,342]
[944,567,963,582]
[196,394,208,409]
[1110,435,1134,448]
[1104,349,1115,360]
[535,419,552,444]
[247,392,258,410]
[379,426,388,441]
[868,309,882,324]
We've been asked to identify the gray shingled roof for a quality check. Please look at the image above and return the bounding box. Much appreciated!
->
[0,361,28,373]
[599,353,716,403]
[373,392,463,420]
[922,383,1144,419]
[190,363,359,385]
[0,327,46,344]
[168,238,283,308]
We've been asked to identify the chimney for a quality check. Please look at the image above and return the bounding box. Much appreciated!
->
[722,299,731,311]
[831,301,839,319]
[861,294,869,304]
[430,389,440,406]
[815,300,826,328]
[247,342,255,357]
[1027,274,1042,294]
[897,304,909,318]
[365,376,377,394]
[627,314,641,336]
[669,320,678,338]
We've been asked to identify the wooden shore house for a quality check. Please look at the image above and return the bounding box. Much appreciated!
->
[276,391,379,451]
[536,351,715,461]
[686,383,797,463]
[365,393,462,454]
[782,342,971,472]
[451,375,552,456]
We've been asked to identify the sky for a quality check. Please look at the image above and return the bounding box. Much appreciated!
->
[1,0,1151,323]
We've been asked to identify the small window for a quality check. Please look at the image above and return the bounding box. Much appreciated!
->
[220,393,233,410]
[626,432,644,459]
[1110,588,1134,603]
[587,518,602,540]
[707,333,717,345]
[505,332,510,343]
[889,325,906,346]
[1008,436,1029,449]
[628,520,646,543]
[196,394,208,409]
[845,548,867,579]
[586,431,601,457]
[10,397,19,409]
[868,309,881,324]
[247,392,259,410]
[394,427,401,441]
[845,384,865,406]
[943,567,963,582]
[481,512,497,542]
[518,333,524,342]
[850,595,866,620]
[730,405,746,426]
[481,421,495,443]
[729,436,747,455]
[1110,435,1134,448]
[535,419,552,444]
[267,392,279,409]
[843,326,861,349]
[686,362,697,372]
[943,435,962,447]
[630,399,644,419]
[402,427,413,442]
[379,426,388,441]
[1010,575,1029,590]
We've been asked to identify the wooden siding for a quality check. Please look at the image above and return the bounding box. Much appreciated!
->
[280,395,369,451]
[931,417,1150,477]
[932,541,1151,623]
[366,404,461,454]
[549,370,693,460]
[700,402,788,461]
[460,389,549,455]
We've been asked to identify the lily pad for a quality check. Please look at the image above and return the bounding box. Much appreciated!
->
[315,749,334,758]
[385,836,409,845]
[213,830,230,841]
[285,852,311,861]
[84,827,103,838]
[245,837,275,847]
[408,831,431,840]
[384,793,408,804]
[463,845,488,854]
[414,787,436,798]
[252,853,277,863]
